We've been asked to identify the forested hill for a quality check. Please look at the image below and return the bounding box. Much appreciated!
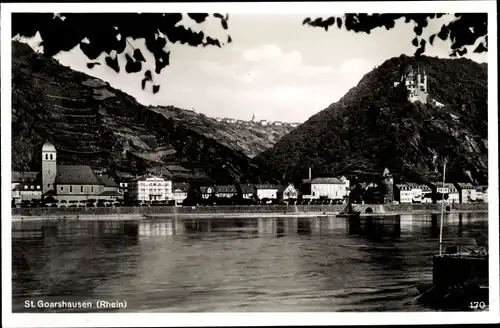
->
[256,54,488,185]
[11,41,286,184]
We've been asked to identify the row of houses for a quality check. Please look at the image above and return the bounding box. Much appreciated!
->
[11,142,488,207]
[394,182,488,204]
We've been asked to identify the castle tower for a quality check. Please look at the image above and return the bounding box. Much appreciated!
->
[42,141,57,195]
[382,167,394,203]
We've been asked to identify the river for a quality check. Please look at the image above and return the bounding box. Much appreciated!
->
[12,212,488,312]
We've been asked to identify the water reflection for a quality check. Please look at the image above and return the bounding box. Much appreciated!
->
[12,212,488,312]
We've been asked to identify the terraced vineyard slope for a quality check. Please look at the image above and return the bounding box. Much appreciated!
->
[12,41,287,183]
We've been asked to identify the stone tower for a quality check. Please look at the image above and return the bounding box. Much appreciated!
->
[382,167,394,203]
[42,141,57,195]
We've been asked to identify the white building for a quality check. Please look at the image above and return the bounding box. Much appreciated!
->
[432,182,449,195]
[172,182,189,205]
[277,184,298,200]
[255,185,280,200]
[301,177,349,200]
[475,185,488,203]
[445,183,460,204]
[128,175,171,202]
[455,182,477,203]
[406,182,422,203]
[396,184,413,204]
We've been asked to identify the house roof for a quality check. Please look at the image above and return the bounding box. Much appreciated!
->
[277,184,296,193]
[97,174,119,187]
[431,182,458,190]
[99,190,122,197]
[455,182,475,189]
[131,174,165,182]
[173,182,190,192]
[12,171,39,183]
[476,185,488,192]
[396,184,410,189]
[240,183,256,194]
[215,185,237,193]
[42,142,56,152]
[55,165,102,185]
[255,184,281,190]
[302,178,343,185]
[200,185,215,193]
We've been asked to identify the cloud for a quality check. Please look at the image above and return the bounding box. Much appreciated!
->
[339,58,373,86]
[242,44,282,62]
[218,44,335,86]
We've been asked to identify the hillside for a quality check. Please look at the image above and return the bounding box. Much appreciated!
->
[257,54,488,185]
[12,41,289,183]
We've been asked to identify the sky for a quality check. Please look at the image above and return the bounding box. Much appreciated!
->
[17,14,488,123]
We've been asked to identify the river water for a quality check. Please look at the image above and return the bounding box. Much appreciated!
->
[12,212,488,312]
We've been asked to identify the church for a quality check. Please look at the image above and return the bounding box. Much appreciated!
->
[40,141,122,203]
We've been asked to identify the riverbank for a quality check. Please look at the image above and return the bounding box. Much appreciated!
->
[11,203,489,222]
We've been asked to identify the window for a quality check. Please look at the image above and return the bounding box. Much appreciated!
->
[37,185,40,190]
[70,186,72,193]
[45,154,48,160]
[81,186,83,193]
[24,185,28,189]
[61,186,63,191]
[91,186,94,193]
[48,184,51,188]
[31,185,34,190]
[50,154,53,160]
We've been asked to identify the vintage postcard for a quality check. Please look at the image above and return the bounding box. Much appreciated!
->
[1,1,498,327]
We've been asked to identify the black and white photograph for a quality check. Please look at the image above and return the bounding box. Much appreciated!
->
[1,1,498,327]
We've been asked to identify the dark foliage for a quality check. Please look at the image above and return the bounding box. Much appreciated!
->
[303,13,488,57]
[257,54,488,185]
[12,13,230,92]
[12,13,486,92]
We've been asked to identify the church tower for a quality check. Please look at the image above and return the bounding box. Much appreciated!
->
[42,141,57,195]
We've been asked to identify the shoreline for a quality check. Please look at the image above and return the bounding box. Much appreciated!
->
[11,209,488,222]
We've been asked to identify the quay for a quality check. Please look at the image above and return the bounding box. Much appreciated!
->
[11,203,488,221]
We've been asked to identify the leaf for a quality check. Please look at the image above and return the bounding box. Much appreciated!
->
[302,17,311,25]
[154,51,170,74]
[152,85,160,94]
[437,24,449,40]
[414,25,423,36]
[141,78,148,90]
[187,13,209,24]
[412,37,419,47]
[133,49,146,62]
[105,55,120,73]
[87,62,101,69]
[204,36,221,48]
[337,17,342,29]
[429,34,436,45]
[125,54,142,73]
[221,18,228,30]
[457,47,468,56]
[144,70,152,81]
[473,42,487,53]
[227,35,232,43]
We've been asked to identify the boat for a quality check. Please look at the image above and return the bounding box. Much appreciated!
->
[414,163,489,310]
[336,201,361,218]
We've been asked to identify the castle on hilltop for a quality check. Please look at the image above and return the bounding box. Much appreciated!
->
[394,65,428,104]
